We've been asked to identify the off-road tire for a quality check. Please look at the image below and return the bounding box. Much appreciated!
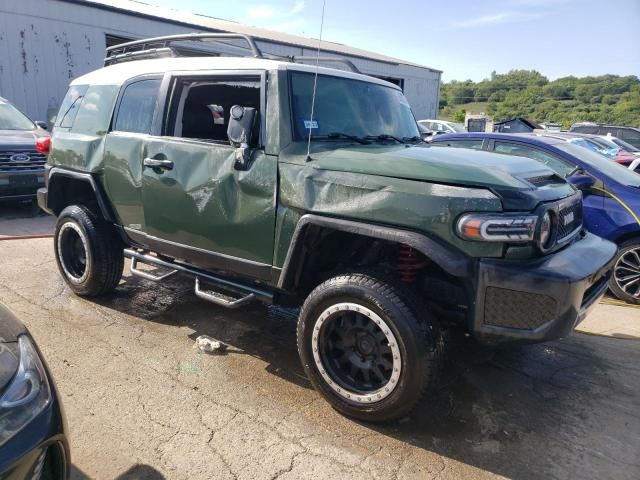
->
[609,238,640,305]
[297,273,443,423]
[54,205,123,296]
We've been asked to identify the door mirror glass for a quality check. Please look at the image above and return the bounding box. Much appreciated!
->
[227,105,259,170]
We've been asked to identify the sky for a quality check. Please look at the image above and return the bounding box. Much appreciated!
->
[142,0,640,82]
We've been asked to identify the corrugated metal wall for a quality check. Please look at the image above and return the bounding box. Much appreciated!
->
[0,0,440,122]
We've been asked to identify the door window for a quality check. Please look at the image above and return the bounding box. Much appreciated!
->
[494,141,575,176]
[113,79,161,134]
[166,77,261,144]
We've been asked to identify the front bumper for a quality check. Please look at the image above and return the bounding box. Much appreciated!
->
[471,231,617,345]
[0,170,44,200]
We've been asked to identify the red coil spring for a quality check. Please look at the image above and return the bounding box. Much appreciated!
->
[395,244,427,284]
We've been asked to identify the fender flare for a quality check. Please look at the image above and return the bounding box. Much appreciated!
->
[277,214,473,290]
[46,167,116,222]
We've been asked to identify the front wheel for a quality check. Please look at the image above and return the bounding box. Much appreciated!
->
[609,239,640,305]
[54,205,124,297]
[297,273,443,423]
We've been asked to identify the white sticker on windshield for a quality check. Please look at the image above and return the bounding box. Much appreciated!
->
[304,120,319,130]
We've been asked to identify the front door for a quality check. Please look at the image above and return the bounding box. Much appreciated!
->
[140,73,276,280]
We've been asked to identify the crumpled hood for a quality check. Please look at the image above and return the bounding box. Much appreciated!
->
[0,129,46,149]
[281,143,577,209]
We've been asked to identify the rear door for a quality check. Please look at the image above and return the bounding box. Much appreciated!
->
[140,72,276,280]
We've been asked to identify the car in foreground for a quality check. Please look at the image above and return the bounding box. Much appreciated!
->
[0,304,70,479]
[38,33,616,422]
[570,123,640,149]
[0,97,51,201]
[432,132,640,304]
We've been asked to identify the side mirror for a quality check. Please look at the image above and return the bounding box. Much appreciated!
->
[227,105,258,171]
[34,121,48,130]
[567,172,595,190]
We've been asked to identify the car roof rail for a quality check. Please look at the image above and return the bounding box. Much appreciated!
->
[104,33,264,66]
[103,33,362,74]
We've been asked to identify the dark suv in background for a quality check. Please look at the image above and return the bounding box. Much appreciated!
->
[570,123,640,149]
[0,97,50,201]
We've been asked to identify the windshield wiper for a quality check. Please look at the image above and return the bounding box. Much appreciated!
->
[402,135,424,144]
[365,134,407,144]
[310,132,370,145]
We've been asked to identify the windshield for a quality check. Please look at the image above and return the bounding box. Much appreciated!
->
[610,137,640,153]
[290,71,419,141]
[0,101,35,130]
[555,142,640,187]
[448,123,467,133]
[571,138,617,158]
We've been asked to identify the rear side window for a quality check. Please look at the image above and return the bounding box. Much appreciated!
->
[113,79,161,134]
[494,141,575,176]
[433,139,483,150]
[55,85,89,129]
[71,85,119,136]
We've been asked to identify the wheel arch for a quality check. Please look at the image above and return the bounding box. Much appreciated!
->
[46,168,116,222]
[277,214,473,293]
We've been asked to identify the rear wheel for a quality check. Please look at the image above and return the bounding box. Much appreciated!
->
[297,273,443,423]
[54,205,123,296]
[609,239,640,305]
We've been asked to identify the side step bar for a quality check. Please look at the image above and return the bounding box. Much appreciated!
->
[124,248,273,306]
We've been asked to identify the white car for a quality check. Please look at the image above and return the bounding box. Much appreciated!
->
[418,119,467,135]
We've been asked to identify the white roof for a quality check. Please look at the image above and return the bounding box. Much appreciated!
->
[72,56,402,88]
[73,0,440,72]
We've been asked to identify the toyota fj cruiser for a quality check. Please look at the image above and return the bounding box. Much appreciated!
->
[38,34,616,422]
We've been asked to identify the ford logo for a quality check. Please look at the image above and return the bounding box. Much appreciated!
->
[9,153,30,162]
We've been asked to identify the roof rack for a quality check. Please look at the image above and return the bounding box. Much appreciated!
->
[104,33,264,66]
[104,33,361,73]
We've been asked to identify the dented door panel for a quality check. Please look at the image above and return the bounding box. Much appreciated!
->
[141,137,277,265]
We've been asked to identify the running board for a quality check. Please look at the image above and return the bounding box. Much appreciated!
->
[124,248,273,305]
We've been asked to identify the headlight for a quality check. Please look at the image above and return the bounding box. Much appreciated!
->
[539,211,552,249]
[456,214,537,242]
[0,335,51,446]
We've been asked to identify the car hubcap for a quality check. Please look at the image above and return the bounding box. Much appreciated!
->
[58,222,89,282]
[312,302,401,404]
[614,247,640,299]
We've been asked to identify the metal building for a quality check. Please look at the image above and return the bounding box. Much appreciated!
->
[0,0,442,123]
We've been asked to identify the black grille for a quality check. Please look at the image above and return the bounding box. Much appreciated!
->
[557,198,583,241]
[484,287,557,330]
[0,150,47,172]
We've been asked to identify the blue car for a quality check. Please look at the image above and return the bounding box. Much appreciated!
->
[431,132,640,304]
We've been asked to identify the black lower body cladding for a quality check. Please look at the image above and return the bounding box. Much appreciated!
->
[471,231,617,345]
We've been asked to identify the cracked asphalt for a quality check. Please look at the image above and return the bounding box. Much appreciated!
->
[0,236,639,480]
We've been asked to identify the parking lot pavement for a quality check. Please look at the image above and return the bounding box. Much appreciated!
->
[0,238,638,480]
[0,200,55,238]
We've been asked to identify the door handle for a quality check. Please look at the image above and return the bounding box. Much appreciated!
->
[143,158,174,170]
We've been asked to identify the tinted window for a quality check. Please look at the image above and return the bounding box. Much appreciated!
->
[166,77,261,143]
[55,85,89,129]
[617,128,640,148]
[433,139,484,150]
[494,141,575,176]
[571,125,598,134]
[113,79,161,134]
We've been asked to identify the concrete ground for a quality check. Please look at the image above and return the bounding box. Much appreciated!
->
[0,208,639,479]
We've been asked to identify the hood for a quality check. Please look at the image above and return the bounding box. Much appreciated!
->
[0,304,25,394]
[0,129,47,149]
[282,143,576,209]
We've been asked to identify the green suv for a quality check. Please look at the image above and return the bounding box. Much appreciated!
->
[38,34,616,422]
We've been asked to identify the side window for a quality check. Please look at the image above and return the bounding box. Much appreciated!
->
[494,141,575,176]
[166,77,261,144]
[113,79,161,134]
[433,139,483,150]
[55,85,89,129]
[71,85,119,136]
